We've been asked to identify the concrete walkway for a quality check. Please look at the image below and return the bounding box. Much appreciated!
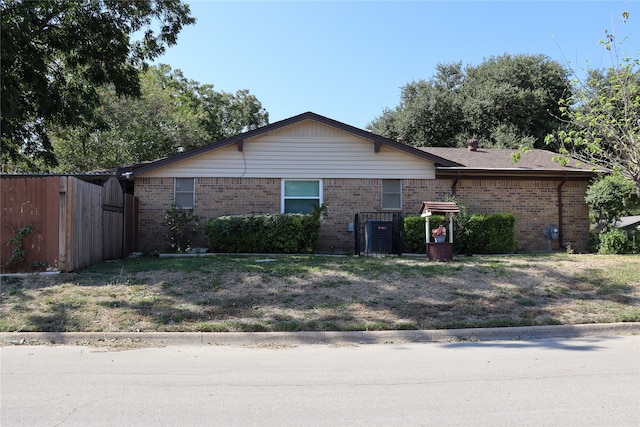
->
[2,322,639,346]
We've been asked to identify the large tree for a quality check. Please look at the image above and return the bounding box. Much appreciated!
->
[51,65,269,172]
[546,11,640,198]
[377,64,466,147]
[0,0,195,170]
[368,54,570,149]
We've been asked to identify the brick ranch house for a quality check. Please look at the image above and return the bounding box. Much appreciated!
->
[126,112,597,254]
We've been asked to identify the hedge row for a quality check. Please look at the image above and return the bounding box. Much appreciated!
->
[403,213,516,254]
[595,229,640,254]
[403,215,438,253]
[205,211,516,255]
[205,213,321,254]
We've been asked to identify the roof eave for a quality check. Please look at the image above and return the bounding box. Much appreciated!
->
[435,167,599,179]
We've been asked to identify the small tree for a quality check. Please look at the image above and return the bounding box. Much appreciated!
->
[163,203,199,253]
[446,195,472,255]
[586,174,640,231]
[545,11,640,198]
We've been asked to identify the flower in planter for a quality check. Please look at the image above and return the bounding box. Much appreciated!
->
[431,225,446,238]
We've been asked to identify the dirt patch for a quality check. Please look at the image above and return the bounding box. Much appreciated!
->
[1,254,639,332]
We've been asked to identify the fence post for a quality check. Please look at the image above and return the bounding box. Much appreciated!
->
[58,177,68,272]
[353,213,360,255]
[394,213,403,256]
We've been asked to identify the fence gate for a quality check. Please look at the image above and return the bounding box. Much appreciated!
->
[123,193,138,256]
[102,177,124,260]
[354,212,403,256]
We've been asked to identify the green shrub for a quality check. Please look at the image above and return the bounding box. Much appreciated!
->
[444,195,472,255]
[598,229,640,254]
[586,174,640,230]
[402,211,516,255]
[402,215,445,253]
[588,229,600,253]
[466,213,517,254]
[163,203,200,253]
[630,231,640,253]
[205,208,323,253]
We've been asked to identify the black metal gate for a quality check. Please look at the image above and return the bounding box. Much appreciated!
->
[354,212,403,256]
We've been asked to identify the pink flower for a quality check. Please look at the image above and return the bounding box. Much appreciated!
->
[432,225,446,238]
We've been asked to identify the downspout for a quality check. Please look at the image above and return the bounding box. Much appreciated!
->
[557,174,568,249]
[123,173,133,255]
[121,180,126,259]
[451,172,461,196]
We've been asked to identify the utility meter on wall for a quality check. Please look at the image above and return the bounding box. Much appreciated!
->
[542,224,559,240]
[542,224,559,252]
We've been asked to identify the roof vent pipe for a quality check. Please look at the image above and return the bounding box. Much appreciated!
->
[467,138,479,151]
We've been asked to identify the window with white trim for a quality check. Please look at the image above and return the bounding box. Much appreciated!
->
[382,179,401,209]
[174,178,194,208]
[282,180,322,214]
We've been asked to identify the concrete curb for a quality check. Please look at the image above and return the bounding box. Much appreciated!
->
[1,322,638,346]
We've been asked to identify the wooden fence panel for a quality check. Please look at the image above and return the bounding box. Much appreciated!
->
[102,177,124,260]
[1,176,60,272]
[3,175,131,273]
[63,176,103,272]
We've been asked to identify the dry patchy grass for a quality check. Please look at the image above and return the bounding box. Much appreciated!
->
[1,254,639,332]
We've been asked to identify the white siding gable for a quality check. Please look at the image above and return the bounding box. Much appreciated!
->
[138,119,435,179]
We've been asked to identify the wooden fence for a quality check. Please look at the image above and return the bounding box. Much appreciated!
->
[1,176,137,273]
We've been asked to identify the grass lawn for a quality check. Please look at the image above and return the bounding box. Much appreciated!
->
[1,253,639,333]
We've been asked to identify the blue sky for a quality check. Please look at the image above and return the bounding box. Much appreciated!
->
[153,1,640,129]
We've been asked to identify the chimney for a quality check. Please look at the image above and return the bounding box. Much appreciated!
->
[467,138,479,151]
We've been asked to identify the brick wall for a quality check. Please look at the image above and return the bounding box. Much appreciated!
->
[135,177,281,252]
[134,176,590,254]
[320,178,451,253]
[452,178,590,253]
[135,177,174,252]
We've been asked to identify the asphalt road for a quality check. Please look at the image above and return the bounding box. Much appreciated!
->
[2,335,639,426]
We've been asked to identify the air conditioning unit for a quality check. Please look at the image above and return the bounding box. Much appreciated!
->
[365,220,393,253]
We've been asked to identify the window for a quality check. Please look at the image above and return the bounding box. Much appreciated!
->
[382,179,401,209]
[174,178,194,208]
[282,180,322,214]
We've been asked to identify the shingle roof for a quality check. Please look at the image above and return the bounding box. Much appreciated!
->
[415,147,600,179]
[120,112,601,179]
[419,147,594,171]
